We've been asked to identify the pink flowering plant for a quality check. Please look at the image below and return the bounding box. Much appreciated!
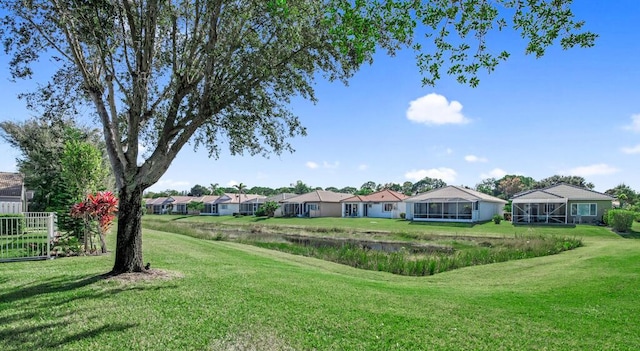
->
[70,191,118,254]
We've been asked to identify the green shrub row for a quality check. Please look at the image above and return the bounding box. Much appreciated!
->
[607,209,635,232]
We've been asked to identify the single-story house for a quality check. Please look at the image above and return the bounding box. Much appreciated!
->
[238,194,268,215]
[170,196,201,215]
[0,172,28,213]
[279,190,353,217]
[145,197,175,214]
[200,195,222,215]
[511,183,614,224]
[261,193,298,217]
[200,193,264,216]
[404,185,507,222]
[341,189,408,219]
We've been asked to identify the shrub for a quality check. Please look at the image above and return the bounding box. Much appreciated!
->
[492,214,502,224]
[602,209,610,225]
[262,201,280,217]
[52,234,82,257]
[608,209,635,232]
[399,212,406,219]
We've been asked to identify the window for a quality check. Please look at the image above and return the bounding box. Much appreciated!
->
[220,204,228,210]
[383,203,393,212]
[307,204,318,211]
[571,203,596,216]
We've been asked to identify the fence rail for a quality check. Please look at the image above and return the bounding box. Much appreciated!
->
[0,212,56,262]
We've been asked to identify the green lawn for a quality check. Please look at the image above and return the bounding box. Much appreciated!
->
[1,219,639,350]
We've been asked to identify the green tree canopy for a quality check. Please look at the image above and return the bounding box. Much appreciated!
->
[412,177,446,194]
[189,184,212,197]
[534,175,594,189]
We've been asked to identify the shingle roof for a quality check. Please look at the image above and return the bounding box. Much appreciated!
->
[512,183,614,202]
[0,172,24,197]
[405,185,507,204]
[171,196,199,204]
[216,193,264,204]
[265,193,299,202]
[200,195,222,204]
[145,197,173,205]
[510,190,565,203]
[240,195,267,204]
[281,190,353,203]
[342,189,408,203]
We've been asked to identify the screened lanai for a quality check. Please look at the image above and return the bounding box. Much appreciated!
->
[412,198,477,221]
[511,200,568,224]
[405,186,507,223]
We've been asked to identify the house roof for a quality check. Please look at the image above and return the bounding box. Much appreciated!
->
[216,193,264,204]
[171,196,200,204]
[342,189,408,203]
[405,185,508,204]
[145,197,173,205]
[281,190,353,203]
[200,195,222,204]
[240,195,267,204]
[0,172,24,198]
[265,193,299,202]
[512,183,614,203]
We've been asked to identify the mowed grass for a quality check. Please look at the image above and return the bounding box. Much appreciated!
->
[1,220,639,350]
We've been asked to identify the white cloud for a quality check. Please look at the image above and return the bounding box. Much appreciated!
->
[480,168,507,179]
[358,164,369,171]
[465,155,488,163]
[446,148,454,155]
[621,144,640,154]
[323,161,340,169]
[226,180,239,187]
[406,93,470,125]
[405,167,457,183]
[564,163,620,177]
[306,161,319,169]
[624,114,640,133]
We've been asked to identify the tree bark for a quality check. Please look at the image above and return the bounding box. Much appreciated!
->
[99,228,108,254]
[111,184,145,274]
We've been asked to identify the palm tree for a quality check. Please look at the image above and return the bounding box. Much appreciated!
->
[210,183,223,196]
[234,182,247,214]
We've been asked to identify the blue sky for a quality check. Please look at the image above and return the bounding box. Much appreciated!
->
[1,2,639,193]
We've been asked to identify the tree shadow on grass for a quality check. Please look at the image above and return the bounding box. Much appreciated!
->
[0,272,178,306]
[0,317,138,351]
[0,273,176,351]
[616,229,640,239]
[0,274,103,305]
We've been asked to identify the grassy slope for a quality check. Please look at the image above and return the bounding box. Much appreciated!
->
[1,221,639,350]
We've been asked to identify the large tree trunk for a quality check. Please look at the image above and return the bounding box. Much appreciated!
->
[111,185,145,274]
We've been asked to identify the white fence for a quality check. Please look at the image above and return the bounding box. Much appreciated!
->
[0,212,56,262]
[0,202,23,214]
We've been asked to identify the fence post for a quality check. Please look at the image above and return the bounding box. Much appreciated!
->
[47,213,54,259]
